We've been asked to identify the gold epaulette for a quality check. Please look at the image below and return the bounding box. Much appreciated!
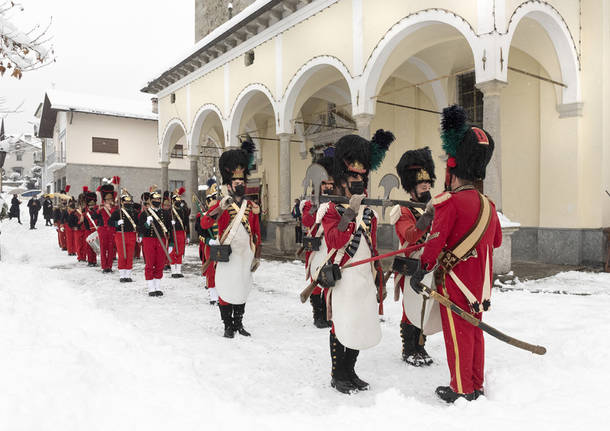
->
[432,192,452,206]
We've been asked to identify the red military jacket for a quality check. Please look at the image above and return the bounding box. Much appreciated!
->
[97,205,117,229]
[301,200,319,273]
[216,200,261,247]
[322,202,379,267]
[420,187,502,309]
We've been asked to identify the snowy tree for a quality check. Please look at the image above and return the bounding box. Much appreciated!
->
[0,1,54,80]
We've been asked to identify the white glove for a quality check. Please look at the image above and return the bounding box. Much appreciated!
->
[186,237,190,245]
[168,246,173,253]
[220,196,233,210]
[137,236,142,243]
[146,216,153,225]
[209,239,220,246]
[171,220,176,226]
[60,226,64,232]
[117,219,124,226]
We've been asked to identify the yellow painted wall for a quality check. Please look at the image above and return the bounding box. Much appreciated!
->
[361,0,478,62]
[65,112,159,168]
[229,37,277,104]
[281,0,353,93]
[504,0,580,39]
[190,67,227,123]
[576,0,606,228]
[538,82,580,228]
[502,49,541,227]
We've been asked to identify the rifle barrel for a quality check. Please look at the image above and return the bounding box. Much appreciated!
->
[318,195,426,209]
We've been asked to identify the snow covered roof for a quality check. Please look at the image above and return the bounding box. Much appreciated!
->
[46,90,157,121]
[141,0,290,94]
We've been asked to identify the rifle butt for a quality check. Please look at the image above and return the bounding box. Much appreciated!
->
[300,281,316,303]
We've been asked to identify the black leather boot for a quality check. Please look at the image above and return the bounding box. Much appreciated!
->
[310,294,328,328]
[232,304,251,336]
[344,348,369,391]
[400,322,433,366]
[330,332,357,394]
[435,386,477,403]
[320,293,332,327]
[219,305,235,338]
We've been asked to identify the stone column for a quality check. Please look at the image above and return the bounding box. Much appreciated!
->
[353,113,374,139]
[476,80,506,211]
[277,133,292,221]
[159,161,169,192]
[188,155,199,242]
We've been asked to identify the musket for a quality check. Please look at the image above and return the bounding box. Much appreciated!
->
[300,243,424,303]
[418,282,547,355]
[192,193,206,214]
[318,195,426,209]
[146,208,173,262]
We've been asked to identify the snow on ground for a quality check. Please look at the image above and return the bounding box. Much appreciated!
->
[0,208,609,431]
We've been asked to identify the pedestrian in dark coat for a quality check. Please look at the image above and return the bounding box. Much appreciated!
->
[9,194,22,224]
[27,196,41,229]
[42,195,53,226]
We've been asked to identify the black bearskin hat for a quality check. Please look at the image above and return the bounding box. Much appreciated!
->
[85,191,97,205]
[333,129,395,188]
[396,147,436,193]
[441,105,494,181]
[218,137,255,185]
[99,184,116,200]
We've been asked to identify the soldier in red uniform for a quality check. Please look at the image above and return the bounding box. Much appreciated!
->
[83,189,99,267]
[110,191,139,282]
[135,192,151,261]
[391,147,437,366]
[73,191,88,262]
[168,187,189,278]
[64,197,77,256]
[97,184,117,273]
[67,195,85,261]
[138,190,170,297]
[212,139,261,338]
[410,105,502,403]
[300,153,335,328]
[319,130,394,394]
[198,178,220,305]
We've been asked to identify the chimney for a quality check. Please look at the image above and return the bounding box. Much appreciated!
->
[151,97,159,114]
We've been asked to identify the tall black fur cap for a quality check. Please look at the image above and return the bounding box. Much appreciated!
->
[441,104,495,181]
[219,138,255,185]
[451,127,495,181]
[396,147,436,192]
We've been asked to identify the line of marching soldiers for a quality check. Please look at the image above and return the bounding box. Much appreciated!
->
[52,179,191,296]
[50,142,262,339]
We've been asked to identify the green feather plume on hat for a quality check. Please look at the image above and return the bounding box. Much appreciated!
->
[440,105,469,157]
